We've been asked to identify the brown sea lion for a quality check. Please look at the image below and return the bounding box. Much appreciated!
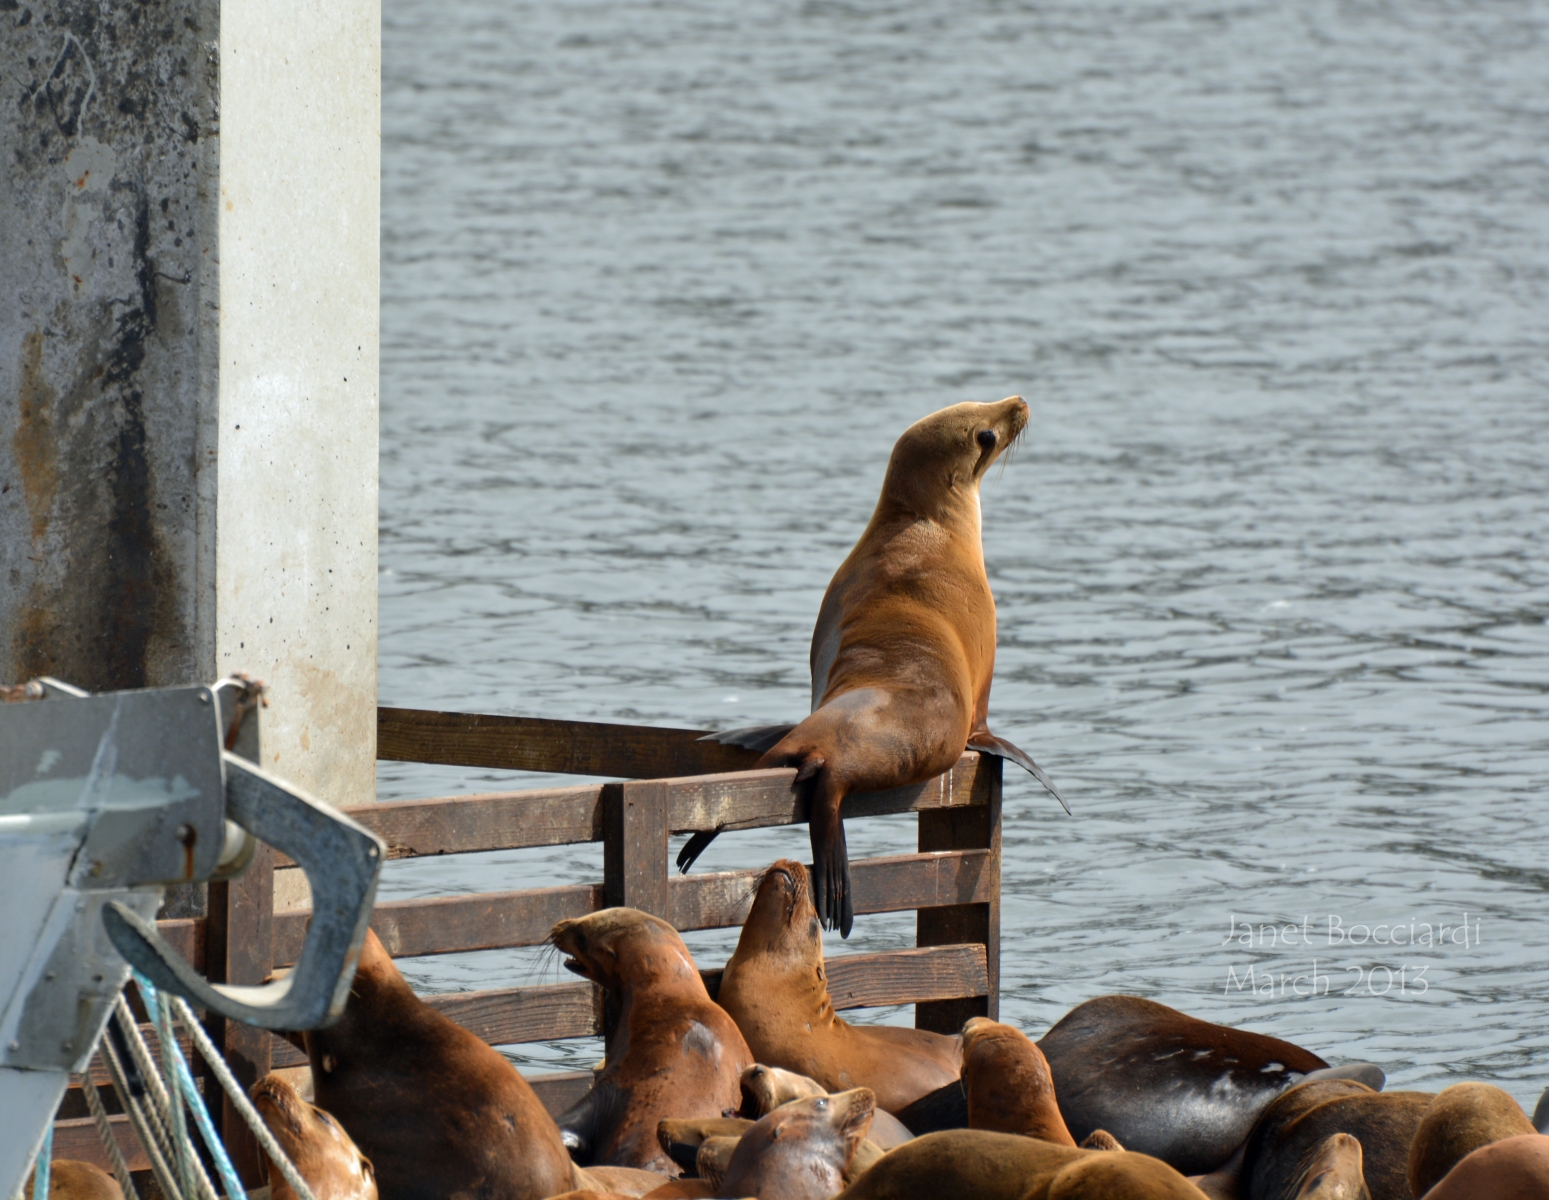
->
[303,928,580,1200]
[688,397,1065,936]
[658,1119,754,1176]
[714,1089,876,1200]
[251,1074,378,1200]
[1406,1082,1535,1197]
[1081,1130,1125,1151]
[1420,1132,1549,1199]
[24,1162,122,1200]
[574,1167,678,1197]
[717,860,960,1112]
[962,1016,1076,1145]
[553,908,754,1174]
[737,1064,914,1150]
[1285,1133,1369,1199]
[831,1128,1206,1199]
[1235,1078,1432,1200]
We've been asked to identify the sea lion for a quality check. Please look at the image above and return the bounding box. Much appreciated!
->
[831,1128,1206,1199]
[895,995,1347,1173]
[1406,1082,1535,1197]
[303,928,580,1200]
[24,1162,122,1200]
[714,1089,876,1200]
[552,908,753,1174]
[737,1064,914,1149]
[961,1016,1076,1145]
[658,1119,754,1176]
[1235,1078,1432,1200]
[687,397,1066,936]
[574,1167,677,1197]
[716,860,961,1112]
[251,1074,378,1200]
[1419,1132,1549,1199]
[1285,1133,1369,1199]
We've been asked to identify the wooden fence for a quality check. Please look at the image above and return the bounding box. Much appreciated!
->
[53,706,1002,1184]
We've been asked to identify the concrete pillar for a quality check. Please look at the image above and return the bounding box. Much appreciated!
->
[1,0,379,809]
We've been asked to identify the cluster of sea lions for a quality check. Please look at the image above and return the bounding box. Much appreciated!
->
[221,858,1548,1200]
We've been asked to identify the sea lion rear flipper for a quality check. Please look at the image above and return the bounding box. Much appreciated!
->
[556,1078,626,1166]
[677,829,721,873]
[965,733,1071,815]
[697,724,798,753]
[1535,1086,1549,1134]
[807,785,853,938]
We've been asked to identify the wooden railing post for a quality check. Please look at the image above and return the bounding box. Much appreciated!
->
[600,779,671,1040]
[914,754,1001,1033]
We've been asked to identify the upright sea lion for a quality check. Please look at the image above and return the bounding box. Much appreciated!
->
[24,1162,122,1200]
[552,908,753,1174]
[303,929,580,1200]
[713,1089,876,1200]
[1236,1078,1432,1200]
[688,397,1066,936]
[961,1016,1076,1145]
[1406,1082,1535,1197]
[831,1129,1206,1200]
[1419,1132,1549,1199]
[717,860,961,1112]
[251,1074,378,1200]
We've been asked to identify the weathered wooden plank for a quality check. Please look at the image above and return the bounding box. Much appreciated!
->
[155,917,204,973]
[663,754,987,835]
[378,707,761,779]
[532,1070,596,1117]
[271,884,603,966]
[271,852,991,964]
[272,784,609,868]
[51,1114,146,1175]
[668,851,996,931]
[267,982,604,1067]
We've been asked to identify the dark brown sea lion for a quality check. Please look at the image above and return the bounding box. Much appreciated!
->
[553,908,754,1174]
[1236,1078,1432,1200]
[251,1074,378,1200]
[831,1128,1206,1199]
[717,860,960,1112]
[737,1064,913,1149]
[714,1088,876,1200]
[962,1016,1076,1145]
[1420,1132,1549,1199]
[658,1118,754,1176]
[1037,995,1340,1175]
[688,397,1066,936]
[24,1162,122,1200]
[303,928,580,1200]
[1405,1082,1535,1197]
[896,995,1355,1176]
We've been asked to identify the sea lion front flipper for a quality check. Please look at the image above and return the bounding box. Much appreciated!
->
[1535,1086,1549,1134]
[893,1079,967,1136]
[556,1078,626,1166]
[965,732,1070,815]
[1293,1063,1385,1092]
[676,829,720,874]
[697,724,798,753]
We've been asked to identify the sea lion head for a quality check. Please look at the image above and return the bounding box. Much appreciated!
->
[880,396,1028,520]
[550,907,702,994]
[1291,1132,1369,1199]
[251,1074,378,1200]
[719,1088,876,1200]
[739,1063,829,1118]
[734,860,823,966]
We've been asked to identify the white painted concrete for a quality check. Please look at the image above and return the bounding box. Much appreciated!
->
[216,0,381,809]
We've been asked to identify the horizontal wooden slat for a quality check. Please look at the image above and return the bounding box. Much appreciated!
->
[703,944,989,1009]
[378,707,761,779]
[669,851,995,931]
[530,1070,595,1116]
[274,783,610,867]
[268,981,604,1067]
[272,883,603,966]
[52,1114,146,1174]
[662,754,988,836]
[273,852,990,963]
[155,917,205,974]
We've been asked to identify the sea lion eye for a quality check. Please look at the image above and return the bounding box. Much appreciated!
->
[976,429,997,451]
[816,1098,828,1109]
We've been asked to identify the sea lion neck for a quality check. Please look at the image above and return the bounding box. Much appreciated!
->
[734,861,826,969]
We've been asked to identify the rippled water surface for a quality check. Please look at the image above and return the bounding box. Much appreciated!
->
[379,0,1549,1101]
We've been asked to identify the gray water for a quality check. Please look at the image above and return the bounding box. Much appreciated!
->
[378,0,1549,1105]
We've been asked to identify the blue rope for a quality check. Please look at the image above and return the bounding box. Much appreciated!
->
[34,1120,53,1200]
[131,972,248,1200]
